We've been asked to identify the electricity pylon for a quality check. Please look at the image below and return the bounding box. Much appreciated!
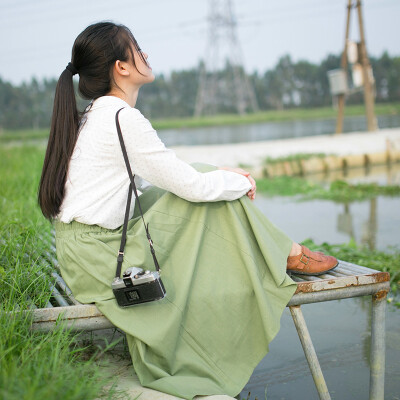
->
[194,0,259,116]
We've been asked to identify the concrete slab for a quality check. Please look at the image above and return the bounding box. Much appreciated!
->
[98,355,235,400]
[83,330,236,400]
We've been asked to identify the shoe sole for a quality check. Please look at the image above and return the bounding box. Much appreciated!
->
[287,261,340,277]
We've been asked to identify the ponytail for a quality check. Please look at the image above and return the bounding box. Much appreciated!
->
[38,22,145,219]
[38,67,79,219]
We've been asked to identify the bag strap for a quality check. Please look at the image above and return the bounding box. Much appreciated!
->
[115,108,160,279]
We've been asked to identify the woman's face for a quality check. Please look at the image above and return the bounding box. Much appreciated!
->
[130,48,155,86]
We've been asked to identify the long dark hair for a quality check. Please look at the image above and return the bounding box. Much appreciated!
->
[38,22,147,219]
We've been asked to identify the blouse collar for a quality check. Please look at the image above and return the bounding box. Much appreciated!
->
[90,95,131,111]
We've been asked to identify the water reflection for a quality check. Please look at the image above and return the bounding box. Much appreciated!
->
[337,198,378,251]
[306,163,400,186]
[361,198,377,250]
[337,203,354,238]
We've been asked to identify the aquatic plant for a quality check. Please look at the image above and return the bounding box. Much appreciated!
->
[256,176,400,203]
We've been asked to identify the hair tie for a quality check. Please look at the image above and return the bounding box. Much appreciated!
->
[66,62,78,76]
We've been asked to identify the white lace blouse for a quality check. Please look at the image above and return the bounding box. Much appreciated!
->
[58,96,252,229]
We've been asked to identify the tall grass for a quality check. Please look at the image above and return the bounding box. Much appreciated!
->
[0,146,52,307]
[0,311,112,400]
[0,146,117,400]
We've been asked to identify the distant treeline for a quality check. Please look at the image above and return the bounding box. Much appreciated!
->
[0,51,399,130]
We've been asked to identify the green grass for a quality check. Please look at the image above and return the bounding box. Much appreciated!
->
[256,175,321,197]
[0,311,114,400]
[0,129,50,142]
[1,102,399,142]
[0,146,120,400]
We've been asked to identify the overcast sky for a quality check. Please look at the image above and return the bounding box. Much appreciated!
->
[1,0,399,85]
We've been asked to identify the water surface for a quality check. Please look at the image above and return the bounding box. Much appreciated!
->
[158,114,400,146]
[239,298,400,400]
[238,165,400,399]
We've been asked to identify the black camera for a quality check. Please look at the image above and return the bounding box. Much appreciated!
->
[111,267,166,307]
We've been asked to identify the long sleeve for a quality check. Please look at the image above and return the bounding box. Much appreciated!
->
[118,108,252,202]
[58,96,252,229]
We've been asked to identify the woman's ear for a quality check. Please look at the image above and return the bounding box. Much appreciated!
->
[113,60,130,77]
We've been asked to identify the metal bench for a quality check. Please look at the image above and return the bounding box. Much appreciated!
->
[32,232,390,400]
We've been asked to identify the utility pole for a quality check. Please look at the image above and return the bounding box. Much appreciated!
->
[194,0,258,116]
[333,0,377,134]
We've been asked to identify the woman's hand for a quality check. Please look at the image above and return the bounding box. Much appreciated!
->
[219,166,256,200]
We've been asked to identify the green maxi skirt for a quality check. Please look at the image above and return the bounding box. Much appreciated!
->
[55,166,297,399]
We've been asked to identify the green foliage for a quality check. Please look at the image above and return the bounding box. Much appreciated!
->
[1,52,400,129]
[0,146,118,400]
[256,176,400,203]
[301,238,400,305]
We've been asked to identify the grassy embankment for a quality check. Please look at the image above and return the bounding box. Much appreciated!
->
[1,102,399,142]
[0,146,122,400]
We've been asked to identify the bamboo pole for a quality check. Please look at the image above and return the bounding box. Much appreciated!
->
[356,0,378,131]
[336,0,352,134]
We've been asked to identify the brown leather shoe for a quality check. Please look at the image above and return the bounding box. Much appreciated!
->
[287,245,338,276]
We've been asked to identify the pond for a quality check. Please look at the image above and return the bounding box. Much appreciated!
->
[256,164,400,252]
[238,165,400,399]
[239,298,400,400]
[158,114,400,146]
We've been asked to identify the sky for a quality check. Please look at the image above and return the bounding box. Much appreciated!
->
[1,0,399,85]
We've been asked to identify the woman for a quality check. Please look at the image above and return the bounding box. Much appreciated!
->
[38,22,337,399]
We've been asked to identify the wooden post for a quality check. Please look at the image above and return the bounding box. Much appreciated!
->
[356,0,378,131]
[336,0,352,134]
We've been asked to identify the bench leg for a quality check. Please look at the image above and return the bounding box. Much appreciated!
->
[369,291,387,400]
[289,305,331,400]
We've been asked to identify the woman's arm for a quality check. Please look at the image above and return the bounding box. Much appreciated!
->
[118,109,253,202]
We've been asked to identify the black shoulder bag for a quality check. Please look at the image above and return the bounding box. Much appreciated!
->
[111,108,166,307]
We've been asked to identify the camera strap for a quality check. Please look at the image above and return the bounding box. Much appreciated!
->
[114,108,160,279]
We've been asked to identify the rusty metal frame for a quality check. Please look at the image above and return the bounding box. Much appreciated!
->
[287,261,389,400]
